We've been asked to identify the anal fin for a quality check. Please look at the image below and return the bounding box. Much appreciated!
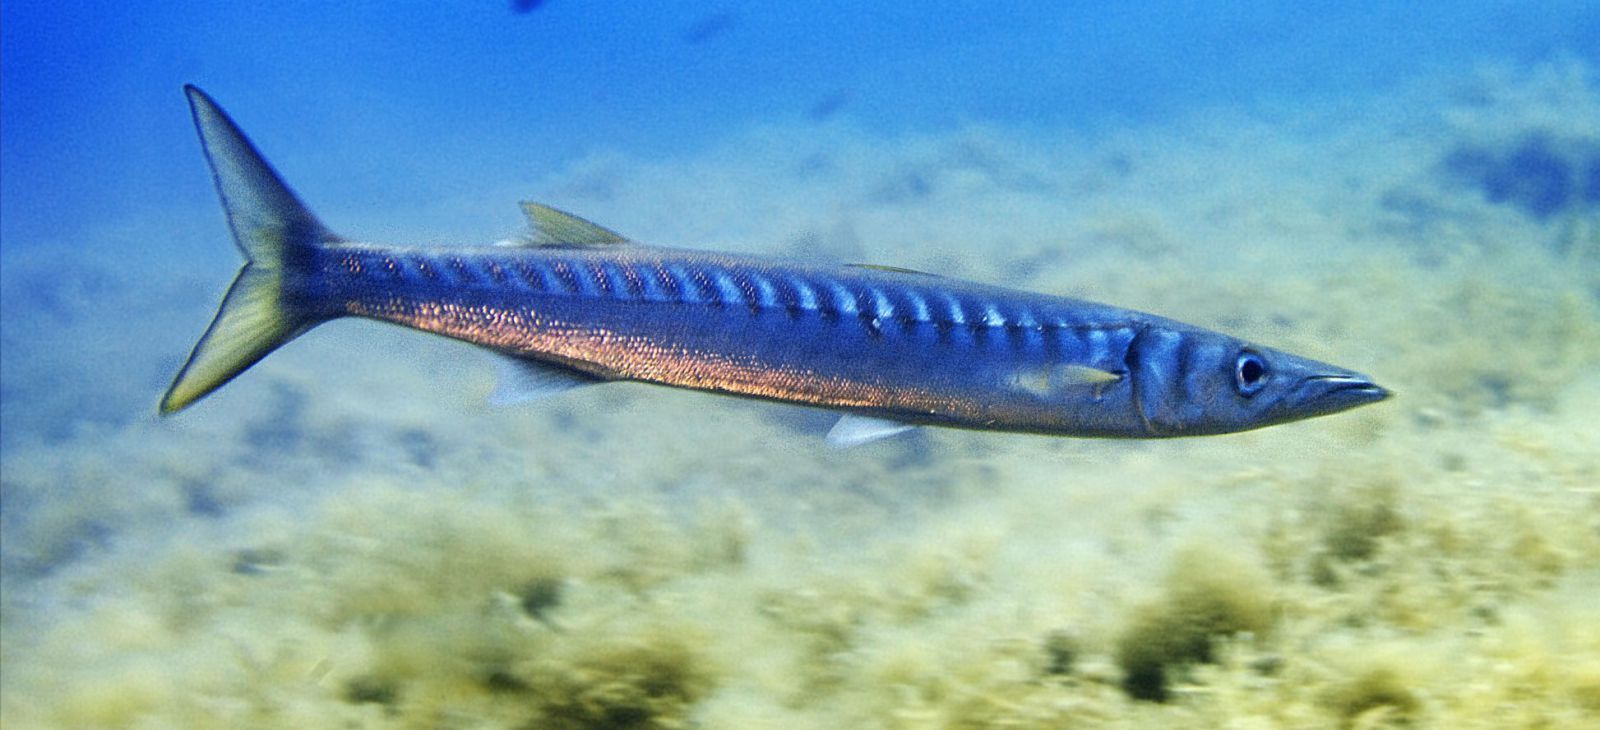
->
[826,414,918,448]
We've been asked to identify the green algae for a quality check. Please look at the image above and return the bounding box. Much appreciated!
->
[518,635,711,730]
[1114,545,1276,701]
[1321,662,1420,729]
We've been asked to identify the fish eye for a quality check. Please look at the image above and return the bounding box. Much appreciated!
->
[1234,350,1269,396]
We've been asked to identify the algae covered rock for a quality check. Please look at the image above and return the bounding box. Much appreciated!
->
[1114,544,1275,701]
[521,634,712,730]
[1321,662,1421,729]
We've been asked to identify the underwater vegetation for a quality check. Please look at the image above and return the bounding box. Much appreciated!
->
[1113,546,1275,702]
[3,61,1600,729]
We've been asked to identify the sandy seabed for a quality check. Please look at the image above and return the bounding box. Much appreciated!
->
[2,61,1598,729]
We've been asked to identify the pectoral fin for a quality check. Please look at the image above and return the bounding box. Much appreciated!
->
[1053,364,1122,385]
[1011,364,1122,398]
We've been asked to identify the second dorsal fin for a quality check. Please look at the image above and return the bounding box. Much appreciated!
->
[519,202,629,246]
[845,263,941,277]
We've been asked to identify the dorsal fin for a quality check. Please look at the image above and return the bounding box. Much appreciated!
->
[519,202,629,246]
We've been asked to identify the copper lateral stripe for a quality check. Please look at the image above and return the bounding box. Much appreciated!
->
[345,286,989,421]
[338,249,1020,425]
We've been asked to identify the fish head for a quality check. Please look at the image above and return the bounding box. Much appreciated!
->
[1127,327,1389,436]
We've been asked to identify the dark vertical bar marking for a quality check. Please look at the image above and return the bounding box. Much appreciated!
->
[484,259,509,284]
[516,260,547,291]
[812,278,839,323]
[617,261,647,298]
[654,264,684,301]
[549,259,581,293]
[689,266,724,306]
[732,269,763,313]
[853,287,881,336]
[410,255,440,280]
[1006,320,1030,349]
[586,261,614,296]
[448,256,480,284]
[774,276,804,319]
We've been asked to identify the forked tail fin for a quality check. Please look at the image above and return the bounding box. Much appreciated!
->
[160,86,336,415]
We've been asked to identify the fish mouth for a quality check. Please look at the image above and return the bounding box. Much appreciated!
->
[1297,373,1391,414]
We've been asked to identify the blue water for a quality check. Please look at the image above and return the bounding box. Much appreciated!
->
[4,2,1595,246]
[3,2,1600,727]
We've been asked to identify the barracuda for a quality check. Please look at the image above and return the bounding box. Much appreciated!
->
[162,86,1389,445]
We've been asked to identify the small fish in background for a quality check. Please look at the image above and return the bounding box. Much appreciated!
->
[681,11,737,45]
[510,0,548,14]
[162,87,1389,446]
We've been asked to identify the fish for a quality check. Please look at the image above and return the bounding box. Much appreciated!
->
[161,86,1389,446]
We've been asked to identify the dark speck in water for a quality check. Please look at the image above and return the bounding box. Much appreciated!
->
[682,11,737,45]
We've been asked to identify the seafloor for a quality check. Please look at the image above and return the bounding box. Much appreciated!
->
[2,62,1598,729]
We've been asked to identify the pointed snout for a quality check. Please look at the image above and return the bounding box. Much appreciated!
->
[1294,372,1390,417]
